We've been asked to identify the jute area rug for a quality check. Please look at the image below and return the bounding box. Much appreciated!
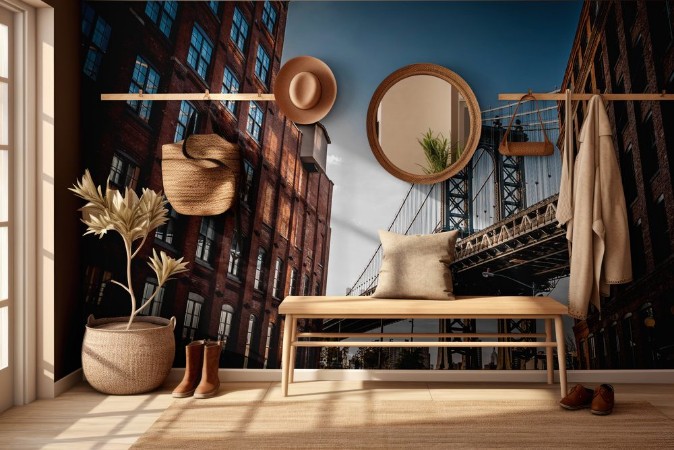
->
[132,399,674,449]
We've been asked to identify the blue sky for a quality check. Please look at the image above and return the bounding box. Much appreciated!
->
[283,1,582,295]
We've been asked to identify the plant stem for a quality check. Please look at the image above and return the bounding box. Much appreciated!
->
[110,280,132,295]
[130,235,147,260]
[134,284,161,317]
[123,236,137,331]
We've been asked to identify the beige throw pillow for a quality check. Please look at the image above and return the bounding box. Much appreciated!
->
[372,230,459,300]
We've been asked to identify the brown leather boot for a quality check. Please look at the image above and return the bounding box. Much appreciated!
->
[172,340,206,398]
[559,384,594,410]
[194,340,222,399]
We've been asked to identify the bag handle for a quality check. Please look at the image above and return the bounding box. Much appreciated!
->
[181,107,230,169]
[500,94,552,148]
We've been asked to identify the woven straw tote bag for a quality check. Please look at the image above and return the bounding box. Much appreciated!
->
[162,112,241,216]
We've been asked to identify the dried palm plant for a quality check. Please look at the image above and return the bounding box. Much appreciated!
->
[70,170,189,330]
[417,129,463,175]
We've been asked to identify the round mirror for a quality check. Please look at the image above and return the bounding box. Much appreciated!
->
[367,64,481,184]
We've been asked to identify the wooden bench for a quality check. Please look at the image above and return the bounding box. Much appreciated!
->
[279,295,568,397]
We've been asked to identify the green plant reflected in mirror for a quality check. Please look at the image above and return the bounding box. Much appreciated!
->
[367,64,481,184]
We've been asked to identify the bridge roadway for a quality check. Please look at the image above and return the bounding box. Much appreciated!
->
[322,194,568,334]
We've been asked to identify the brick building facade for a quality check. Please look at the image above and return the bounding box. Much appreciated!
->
[80,1,333,368]
[561,0,674,369]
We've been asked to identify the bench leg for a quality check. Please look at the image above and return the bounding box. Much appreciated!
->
[281,315,294,397]
[289,319,298,384]
[545,319,554,385]
[554,315,568,398]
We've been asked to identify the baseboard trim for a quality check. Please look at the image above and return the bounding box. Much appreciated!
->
[54,368,83,397]
[166,368,674,384]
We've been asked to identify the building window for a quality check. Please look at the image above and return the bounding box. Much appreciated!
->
[314,282,321,296]
[272,258,283,299]
[221,67,240,114]
[83,266,111,306]
[254,248,267,291]
[109,153,139,190]
[578,339,586,370]
[155,202,178,246]
[227,229,243,278]
[127,55,160,121]
[243,314,256,368]
[620,144,638,204]
[82,3,111,80]
[145,1,177,38]
[246,102,264,141]
[218,304,234,345]
[588,334,597,369]
[263,322,274,368]
[638,111,659,181]
[182,293,203,340]
[230,7,249,53]
[254,45,271,85]
[622,314,636,368]
[139,278,165,317]
[196,217,216,264]
[207,1,221,15]
[187,24,213,80]
[262,0,277,34]
[651,195,671,263]
[302,274,310,296]
[241,160,255,204]
[288,268,298,296]
[175,100,195,142]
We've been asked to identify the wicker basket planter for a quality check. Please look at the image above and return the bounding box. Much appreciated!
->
[82,315,176,395]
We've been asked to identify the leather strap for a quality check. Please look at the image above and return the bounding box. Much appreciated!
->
[181,106,230,169]
[500,94,552,147]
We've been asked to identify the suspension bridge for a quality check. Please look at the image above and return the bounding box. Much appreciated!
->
[325,96,569,369]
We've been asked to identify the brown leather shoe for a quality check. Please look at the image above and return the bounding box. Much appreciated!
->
[591,384,615,415]
[559,384,594,410]
[172,340,206,398]
[194,341,222,399]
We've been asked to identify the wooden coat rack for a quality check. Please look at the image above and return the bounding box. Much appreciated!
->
[499,90,674,102]
[100,90,276,102]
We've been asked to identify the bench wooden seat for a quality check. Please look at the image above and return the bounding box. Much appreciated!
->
[279,295,568,397]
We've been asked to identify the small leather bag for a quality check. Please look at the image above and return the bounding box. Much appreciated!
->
[498,94,554,157]
[162,111,241,216]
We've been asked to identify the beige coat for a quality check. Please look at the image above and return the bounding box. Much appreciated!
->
[556,95,632,319]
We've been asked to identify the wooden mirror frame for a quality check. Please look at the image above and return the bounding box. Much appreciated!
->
[366,64,481,184]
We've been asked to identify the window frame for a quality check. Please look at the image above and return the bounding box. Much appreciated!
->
[288,267,298,296]
[81,3,111,80]
[229,7,249,54]
[254,44,270,86]
[144,1,178,38]
[175,100,195,142]
[220,67,240,115]
[138,277,165,317]
[217,304,234,345]
[254,247,267,291]
[227,229,243,278]
[241,160,255,204]
[186,23,213,81]
[261,0,277,34]
[127,55,160,121]
[182,293,204,340]
[271,257,283,299]
[154,201,178,246]
[196,217,217,265]
[246,101,264,142]
[108,152,140,190]
[243,314,256,368]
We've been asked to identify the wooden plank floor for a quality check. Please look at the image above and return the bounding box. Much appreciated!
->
[0,381,672,449]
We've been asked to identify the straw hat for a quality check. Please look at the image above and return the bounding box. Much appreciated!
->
[274,56,337,124]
